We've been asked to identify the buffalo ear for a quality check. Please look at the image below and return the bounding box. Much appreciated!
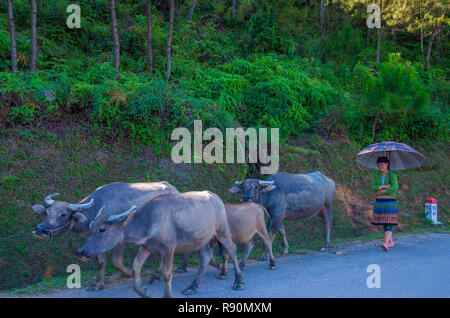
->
[262,185,276,193]
[89,221,95,233]
[32,205,47,216]
[73,212,88,223]
[229,187,243,194]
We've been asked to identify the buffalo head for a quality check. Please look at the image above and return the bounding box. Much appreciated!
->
[229,179,276,203]
[32,193,94,239]
[77,205,137,261]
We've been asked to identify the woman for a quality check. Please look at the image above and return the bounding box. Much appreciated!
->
[370,156,399,251]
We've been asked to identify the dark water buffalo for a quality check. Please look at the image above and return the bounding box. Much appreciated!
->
[77,191,245,298]
[230,171,335,253]
[213,202,276,278]
[31,181,179,290]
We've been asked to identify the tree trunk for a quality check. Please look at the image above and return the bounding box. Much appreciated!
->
[7,0,18,73]
[166,0,174,81]
[419,0,424,57]
[372,111,387,142]
[320,0,326,37]
[376,0,382,64]
[30,0,38,72]
[39,0,43,8]
[420,28,424,57]
[110,0,120,71]
[366,27,370,46]
[232,0,237,18]
[435,27,441,63]
[392,27,396,44]
[425,28,437,72]
[146,0,153,73]
[187,0,197,21]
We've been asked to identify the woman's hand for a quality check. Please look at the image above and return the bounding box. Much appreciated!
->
[378,184,391,190]
[376,189,387,195]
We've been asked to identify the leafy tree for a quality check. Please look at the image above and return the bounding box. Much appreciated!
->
[365,53,430,141]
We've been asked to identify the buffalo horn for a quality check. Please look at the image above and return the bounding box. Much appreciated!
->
[68,198,94,212]
[44,193,60,206]
[107,205,138,224]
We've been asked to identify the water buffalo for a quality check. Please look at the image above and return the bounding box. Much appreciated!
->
[213,202,276,278]
[31,181,179,290]
[76,191,245,298]
[229,171,335,253]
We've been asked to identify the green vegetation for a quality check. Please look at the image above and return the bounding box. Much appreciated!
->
[0,0,448,291]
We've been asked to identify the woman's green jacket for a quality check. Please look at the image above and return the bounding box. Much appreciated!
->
[370,171,399,197]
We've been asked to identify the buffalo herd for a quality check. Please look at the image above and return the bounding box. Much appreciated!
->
[32,171,335,298]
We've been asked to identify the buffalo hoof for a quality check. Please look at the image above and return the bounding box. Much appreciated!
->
[181,286,199,295]
[320,247,326,252]
[174,266,191,273]
[268,264,276,270]
[86,284,104,292]
[217,273,227,280]
[239,262,246,269]
[149,274,161,284]
[280,249,289,254]
[232,282,245,290]
[135,287,151,298]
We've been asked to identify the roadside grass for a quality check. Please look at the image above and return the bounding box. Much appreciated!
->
[0,125,448,292]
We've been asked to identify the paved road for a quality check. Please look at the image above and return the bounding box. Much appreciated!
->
[7,232,450,298]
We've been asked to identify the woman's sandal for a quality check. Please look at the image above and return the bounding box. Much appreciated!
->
[387,242,394,248]
[381,243,389,252]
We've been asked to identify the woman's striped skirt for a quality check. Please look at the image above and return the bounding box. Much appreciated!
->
[371,196,398,226]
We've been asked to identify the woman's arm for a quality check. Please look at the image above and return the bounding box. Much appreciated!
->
[385,173,398,196]
[370,173,379,191]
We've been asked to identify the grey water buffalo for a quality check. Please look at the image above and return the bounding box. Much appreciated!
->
[76,191,245,298]
[230,171,335,253]
[213,202,275,278]
[31,181,179,290]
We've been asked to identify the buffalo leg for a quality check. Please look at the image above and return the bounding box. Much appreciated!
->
[174,253,190,273]
[182,244,213,295]
[320,202,333,251]
[218,234,244,290]
[112,243,132,277]
[217,241,234,279]
[208,239,221,270]
[240,240,254,269]
[161,247,175,298]
[149,255,163,284]
[132,246,151,298]
[270,216,289,254]
[278,224,289,254]
[256,232,276,270]
[87,253,107,291]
